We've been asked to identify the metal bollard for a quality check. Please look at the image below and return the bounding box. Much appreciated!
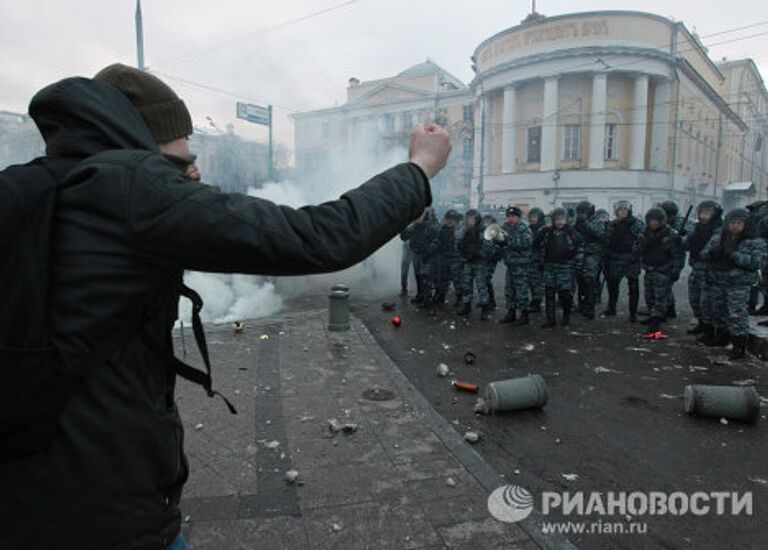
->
[684,384,761,423]
[328,286,350,332]
[485,374,548,413]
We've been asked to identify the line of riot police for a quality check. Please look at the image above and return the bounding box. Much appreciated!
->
[400,199,768,360]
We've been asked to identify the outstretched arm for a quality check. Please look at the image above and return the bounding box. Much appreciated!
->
[129,126,452,275]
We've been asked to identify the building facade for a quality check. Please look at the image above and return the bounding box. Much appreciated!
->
[0,111,45,170]
[292,61,475,208]
[292,10,767,215]
[471,10,766,213]
[190,124,275,192]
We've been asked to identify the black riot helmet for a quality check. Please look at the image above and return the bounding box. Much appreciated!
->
[575,201,595,220]
[697,200,722,221]
[645,207,668,227]
[659,201,679,221]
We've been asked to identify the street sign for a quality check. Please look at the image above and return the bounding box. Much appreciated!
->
[236,102,271,126]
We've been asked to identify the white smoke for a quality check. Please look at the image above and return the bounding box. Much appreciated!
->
[178,139,412,325]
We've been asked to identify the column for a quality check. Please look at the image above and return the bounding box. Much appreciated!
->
[541,77,559,171]
[650,79,671,171]
[630,75,649,170]
[472,95,484,178]
[470,92,485,207]
[589,73,608,169]
[502,86,517,173]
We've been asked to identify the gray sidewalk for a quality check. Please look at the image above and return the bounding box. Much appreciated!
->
[172,308,569,549]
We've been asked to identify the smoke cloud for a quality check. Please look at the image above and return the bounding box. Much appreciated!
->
[178,140,412,325]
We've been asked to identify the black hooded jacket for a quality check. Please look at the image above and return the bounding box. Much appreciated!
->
[0,78,431,549]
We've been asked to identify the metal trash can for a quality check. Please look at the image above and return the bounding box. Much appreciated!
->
[684,384,760,423]
[328,287,350,332]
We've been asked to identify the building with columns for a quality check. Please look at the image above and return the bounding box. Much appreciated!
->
[471,10,766,213]
[293,10,767,215]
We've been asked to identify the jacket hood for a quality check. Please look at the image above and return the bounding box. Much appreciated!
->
[29,77,158,158]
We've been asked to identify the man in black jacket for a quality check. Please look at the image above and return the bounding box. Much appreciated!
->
[0,66,451,549]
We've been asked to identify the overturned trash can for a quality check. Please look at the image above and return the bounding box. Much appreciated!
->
[684,384,761,423]
[328,285,350,332]
[484,374,548,413]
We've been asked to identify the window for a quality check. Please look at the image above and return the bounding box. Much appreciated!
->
[384,114,395,132]
[527,126,542,163]
[605,123,618,160]
[563,124,581,161]
[463,138,473,162]
[463,105,474,122]
[401,112,413,130]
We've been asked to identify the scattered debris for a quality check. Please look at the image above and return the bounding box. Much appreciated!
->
[442,343,451,350]
[436,363,449,377]
[446,477,457,487]
[513,468,521,475]
[381,302,396,311]
[328,418,358,434]
[625,347,652,353]
[194,423,204,431]
[555,438,562,444]
[523,344,535,352]
[748,476,768,486]
[391,315,402,327]
[562,473,579,481]
[689,366,709,372]
[259,334,270,341]
[567,349,578,354]
[474,397,491,415]
[732,379,757,386]
[232,321,244,333]
[332,523,343,533]
[464,351,477,365]
[659,394,681,400]
[449,324,456,330]
[720,418,729,426]
[452,380,479,393]
[265,440,280,449]
[594,366,620,374]
[464,431,481,443]
[300,416,316,422]
[285,469,301,484]
[183,515,191,524]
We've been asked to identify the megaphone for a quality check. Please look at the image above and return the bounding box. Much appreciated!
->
[483,223,508,243]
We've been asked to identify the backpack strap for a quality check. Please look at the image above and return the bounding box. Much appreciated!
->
[172,283,237,415]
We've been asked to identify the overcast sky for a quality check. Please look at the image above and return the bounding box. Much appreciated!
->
[1,0,766,150]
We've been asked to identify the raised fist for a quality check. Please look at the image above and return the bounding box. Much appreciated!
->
[408,124,452,179]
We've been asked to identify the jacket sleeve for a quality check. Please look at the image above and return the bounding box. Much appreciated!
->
[129,156,432,275]
[732,239,767,271]
[700,233,721,261]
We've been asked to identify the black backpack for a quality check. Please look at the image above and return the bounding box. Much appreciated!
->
[0,157,79,461]
[0,157,235,462]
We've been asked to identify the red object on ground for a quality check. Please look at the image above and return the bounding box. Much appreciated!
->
[451,380,479,393]
[392,315,402,327]
[643,331,668,340]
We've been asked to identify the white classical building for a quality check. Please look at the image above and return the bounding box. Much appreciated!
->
[470,10,767,213]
